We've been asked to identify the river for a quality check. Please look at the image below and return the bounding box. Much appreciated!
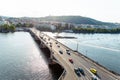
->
[0,32,53,80]
[45,32,120,75]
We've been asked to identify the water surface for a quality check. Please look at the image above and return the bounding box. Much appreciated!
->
[0,32,52,80]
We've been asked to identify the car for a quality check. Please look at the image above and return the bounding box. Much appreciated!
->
[50,44,52,47]
[66,49,69,52]
[48,38,50,41]
[74,50,78,52]
[90,68,97,74]
[78,67,85,75]
[59,50,63,54]
[43,38,46,41]
[41,36,43,39]
[67,51,70,55]
[57,45,60,48]
[69,58,73,63]
[49,42,52,44]
[91,76,98,80]
[55,42,58,44]
[74,68,81,77]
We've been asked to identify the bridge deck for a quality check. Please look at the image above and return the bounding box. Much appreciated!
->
[29,28,120,80]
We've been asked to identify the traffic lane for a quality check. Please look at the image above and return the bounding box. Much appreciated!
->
[52,42,91,80]
[73,58,93,80]
[72,52,118,80]
[52,49,78,80]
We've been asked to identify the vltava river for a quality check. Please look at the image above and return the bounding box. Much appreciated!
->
[0,32,52,80]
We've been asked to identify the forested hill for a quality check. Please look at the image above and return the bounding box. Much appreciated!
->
[39,16,115,26]
[1,15,119,27]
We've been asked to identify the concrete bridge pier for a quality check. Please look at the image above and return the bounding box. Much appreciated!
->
[49,51,59,65]
[48,50,64,80]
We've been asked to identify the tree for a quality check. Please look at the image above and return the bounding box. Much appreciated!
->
[3,24,9,30]
[9,24,15,31]
[0,24,16,32]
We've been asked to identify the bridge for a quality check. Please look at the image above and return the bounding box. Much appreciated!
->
[29,28,120,80]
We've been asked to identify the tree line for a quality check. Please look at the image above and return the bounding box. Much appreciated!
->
[72,28,120,33]
[0,24,15,32]
[15,23,33,28]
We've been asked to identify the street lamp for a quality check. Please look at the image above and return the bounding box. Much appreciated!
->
[74,39,79,52]
[76,39,79,52]
[76,41,78,52]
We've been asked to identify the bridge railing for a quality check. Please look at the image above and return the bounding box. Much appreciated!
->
[58,70,66,80]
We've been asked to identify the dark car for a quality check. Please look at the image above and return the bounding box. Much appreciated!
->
[69,58,73,64]
[57,45,60,48]
[74,68,81,77]
[66,49,69,52]
[59,50,63,54]
[50,44,52,47]
[49,42,52,44]
[48,38,50,41]
[55,42,58,44]
[78,67,85,75]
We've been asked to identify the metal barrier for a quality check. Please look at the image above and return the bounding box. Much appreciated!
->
[58,70,66,80]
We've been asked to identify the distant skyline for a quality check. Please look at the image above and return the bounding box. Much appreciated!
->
[0,0,120,23]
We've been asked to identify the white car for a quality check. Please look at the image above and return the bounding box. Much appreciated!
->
[91,75,100,80]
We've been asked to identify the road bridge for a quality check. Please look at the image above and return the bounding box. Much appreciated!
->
[29,28,120,80]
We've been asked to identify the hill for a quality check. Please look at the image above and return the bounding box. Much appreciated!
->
[39,16,115,26]
[1,15,119,28]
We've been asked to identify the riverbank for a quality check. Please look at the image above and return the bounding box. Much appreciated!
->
[0,27,30,33]
[72,28,120,33]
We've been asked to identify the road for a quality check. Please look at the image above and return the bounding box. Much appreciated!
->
[30,28,120,80]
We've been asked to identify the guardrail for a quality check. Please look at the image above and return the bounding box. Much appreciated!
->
[58,70,66,80]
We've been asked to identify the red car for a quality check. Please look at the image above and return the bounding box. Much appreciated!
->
[69,58,73,64]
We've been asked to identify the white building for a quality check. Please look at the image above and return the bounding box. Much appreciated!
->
[0,19,10,25]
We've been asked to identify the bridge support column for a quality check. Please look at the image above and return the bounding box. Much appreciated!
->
[49,51,57,65]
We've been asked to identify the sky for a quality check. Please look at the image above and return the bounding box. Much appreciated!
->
[0,0,120,23]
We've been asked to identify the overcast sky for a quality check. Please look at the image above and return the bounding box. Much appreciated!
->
[0,0,120,23]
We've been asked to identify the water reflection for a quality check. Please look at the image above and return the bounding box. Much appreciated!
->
[0,32,52,80]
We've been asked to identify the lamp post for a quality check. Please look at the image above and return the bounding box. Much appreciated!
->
[76,39,79,52]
